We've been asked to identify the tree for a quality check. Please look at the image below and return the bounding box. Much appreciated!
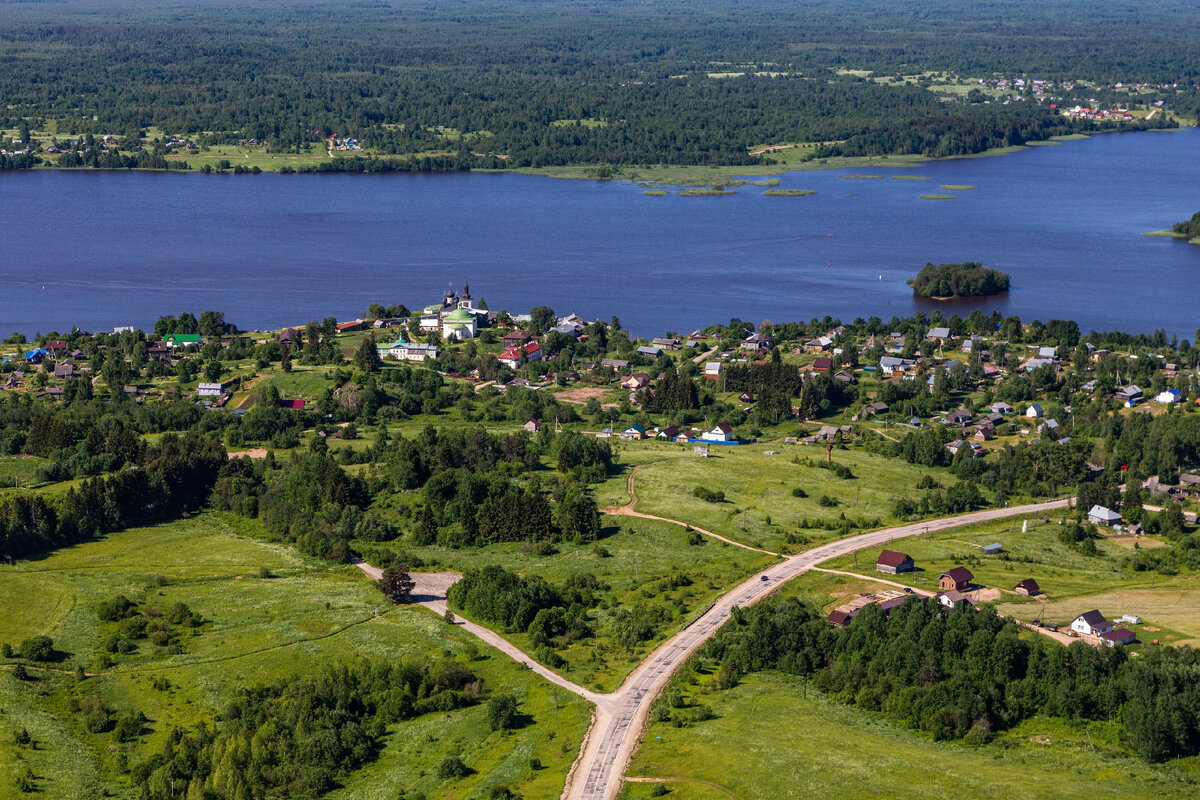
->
[528,306,557,336]
[203,360,223,382]
[19,635,54,662]
[486,692,518,731]
[355,334,383,372]
[377,565,414,603]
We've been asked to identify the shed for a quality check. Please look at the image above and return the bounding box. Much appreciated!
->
[980,543,1003,555]
[875,550,915,574]
[1014,578,1041,597]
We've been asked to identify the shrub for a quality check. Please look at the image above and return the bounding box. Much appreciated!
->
[692,486,725,503]
[436,756,471,780]
[791,487,807,498]
[487,693,518,731]
[19,635,54,662]
[816,494,840,508]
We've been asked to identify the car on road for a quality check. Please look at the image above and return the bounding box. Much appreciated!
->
[760,575,769,581]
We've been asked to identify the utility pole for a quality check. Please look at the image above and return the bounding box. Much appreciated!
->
[632,554,639,582]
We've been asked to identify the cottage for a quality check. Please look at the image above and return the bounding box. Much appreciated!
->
[828,609,857,627]
[621,373,651,391]
[502,330,532,349]
[523,419,542,433]
[700,422,735,443]
[600,357,630,370]
[875,550,914,574]
[1025,403,1044,418]
[1101,628,1137,647]
[704,362,723,380]
[620,424,646,440]
[926,326,951,341]
[937,590,972,610]
[53,362,75,379]
[812,357,833,372]
[1155,389,1182,404]
[1087,505,1122,526]
[658,425,680,440]
[1070,609,1113,637]
[23,348,47,364]
[938,566,974,592]
[946,408,972,425]
[863,401,889,416]
[498,341,542,369]
[197,382,223,397]
[335,319,365,333]
[991,401,1014,414]
[278,399,306,410]
[636,345,663,358]
[973,424,994,442]
[1014,578,1041,596]
[45,340,69,354]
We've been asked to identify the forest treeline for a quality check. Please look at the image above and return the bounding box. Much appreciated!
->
[0,0,1194,168]
[694,596,1200,762]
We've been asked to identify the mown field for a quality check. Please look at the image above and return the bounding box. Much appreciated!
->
[818,513,1200,646]
[0,515,589,800]
[624,670,1199,799]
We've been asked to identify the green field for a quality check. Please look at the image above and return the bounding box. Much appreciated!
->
[625,671,1198,799]
[0,515,589,800]
[604,443,957,553]
[818,513,1200,645]
[362,515,777,691]
[0,455,49,490]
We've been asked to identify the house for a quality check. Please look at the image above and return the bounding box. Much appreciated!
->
[551,322,581,338]
[805,335,833,352]
[828,609,858,627]
[164,333,201,349]
[197,382,223,397]
[991,401,1014,414]
[620,424,646,440]
[378,340,438,361]
[700,422,734,443]
[1087,505,1122,526]
[1180,474,1200,496]
[1070,609,1113,637]
[651,337,681,351]
[53,362,75,379]
[1014,578,1041,596]
[1042,418,1060,433]
[863,401,889,416]
[599,358,630,371]
[503,330,533,349]
[973,424,994,442]
[946,408,972,425]
[879,356,911,377]
[833,369,855,384]
[1101,628,1137,647]
[23,348,47,364]
[875,550,914,574]
[636,345,663,358]
[44,340,69,355]
[1156,389,1182,404]
[938,566,974,592]
[937,590,972,610]
[658,425,680,440]
[621,373,651,391]
[335,319,365,333]
[812,357,833,372]
[1025,403,1044,418]
[523,419,541,433]
[498,341,542,369]
[1037,346,1057,359]
[980,543,1003,555]
[926,326,951,342]
[738,391,756,404]
[278,399,306,410]
[704,362,722,380]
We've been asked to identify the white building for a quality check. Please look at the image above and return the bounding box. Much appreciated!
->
[700,422,734,443]
[1025,403,1044,418]
[1087,504,1122,526]
[1070,609,1113,637]
[378,339,438,361]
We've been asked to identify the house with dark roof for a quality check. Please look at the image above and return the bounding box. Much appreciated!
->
[938,566,974,592]
[937,589,972,610]
[1070,609,1112,637]
[1014,578,1042,597]
[828,609,857,627]
[1087,505,1122,526]
[875,550,914,574]
[1100,628,1136,647]
[701,422,734,443]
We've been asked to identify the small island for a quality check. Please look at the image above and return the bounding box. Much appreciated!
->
[907,262,1011,299]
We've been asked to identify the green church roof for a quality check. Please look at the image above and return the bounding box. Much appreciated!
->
[444,308,475,322]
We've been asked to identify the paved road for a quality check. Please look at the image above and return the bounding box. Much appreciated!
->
[356,496,1074,800]
[567,496,1074,800]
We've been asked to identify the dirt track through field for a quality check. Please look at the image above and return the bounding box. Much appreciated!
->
[355,467,1075,800]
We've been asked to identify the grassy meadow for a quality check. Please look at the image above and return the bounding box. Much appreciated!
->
[624,671,1198,800]
[0,515,589,800]
[361,515,777,692]
[598,442,958,553]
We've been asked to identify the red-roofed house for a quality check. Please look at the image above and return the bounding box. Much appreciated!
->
[938,566,974,592]
[875,550,914,574]
[279,399,306,410]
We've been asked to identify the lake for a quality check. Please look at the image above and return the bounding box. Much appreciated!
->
[1,128,1197,338]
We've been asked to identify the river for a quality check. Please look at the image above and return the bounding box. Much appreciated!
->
[1,128,1197,338]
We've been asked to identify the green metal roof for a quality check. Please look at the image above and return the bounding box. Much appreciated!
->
[444,308,475,322]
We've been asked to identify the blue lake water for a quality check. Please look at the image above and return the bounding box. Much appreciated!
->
[1,128,1198,338]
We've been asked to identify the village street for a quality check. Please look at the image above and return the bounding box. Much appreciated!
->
[356,493,1074,800]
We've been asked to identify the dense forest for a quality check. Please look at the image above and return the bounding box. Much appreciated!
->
[908,263,1012,298]
[1172,211,1200,239]
[694,596,1200,762]
[0,0,1193,169]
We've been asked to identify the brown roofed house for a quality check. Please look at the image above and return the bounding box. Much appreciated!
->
[939,566,974,592]
[875,550,915,574]
[1014,578,1041,597]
